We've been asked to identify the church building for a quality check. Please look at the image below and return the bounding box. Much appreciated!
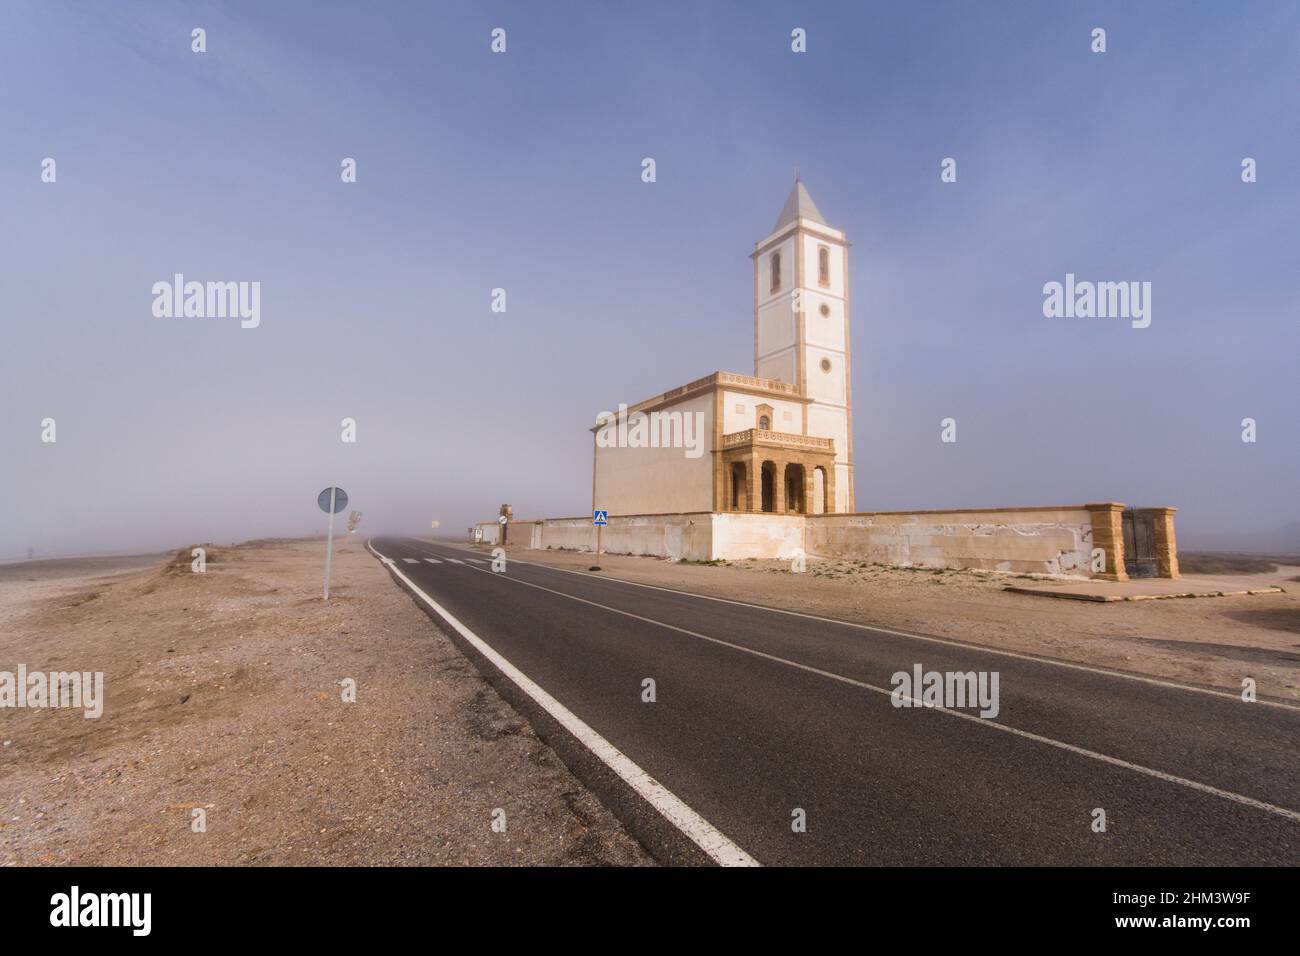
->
[592,179,854,517]
[482,179,1180,582]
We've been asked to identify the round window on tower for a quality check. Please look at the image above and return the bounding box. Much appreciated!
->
[819,303,830,317]
[820,358,832,373]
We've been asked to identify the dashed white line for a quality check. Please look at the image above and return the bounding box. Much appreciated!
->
[367,539,758,866]
[424,557,442,564]
[402,558,419,564]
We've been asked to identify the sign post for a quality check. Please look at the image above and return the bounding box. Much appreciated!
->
[593,509,608,560]
[498,504,512,546]
[318,486,349,600]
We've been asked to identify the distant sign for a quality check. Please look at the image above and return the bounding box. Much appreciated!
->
[593,510,608,525]
[318,487,348,514]
[347,510,362,533]
[318,487,349,601]
[431,520,440,529]
[497,514,508,525]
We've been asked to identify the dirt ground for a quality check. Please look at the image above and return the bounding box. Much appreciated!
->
[0,539,650,866]
[486,544,1300,703]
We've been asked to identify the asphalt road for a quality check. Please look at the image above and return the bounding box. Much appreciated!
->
[370,535,1300,866]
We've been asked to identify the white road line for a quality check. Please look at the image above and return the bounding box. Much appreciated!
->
[367,540,759,866]
[445,558,464,564]
[443,553,1300,825]
[402,558,420,564]
[424,557,442,564]
[478,549,1298,712]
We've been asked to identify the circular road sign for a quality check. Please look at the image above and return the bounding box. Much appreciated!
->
[318,487,348,514]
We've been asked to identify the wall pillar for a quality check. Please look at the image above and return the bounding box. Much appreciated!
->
[717,452,728,512]
[772,458,787,514]
[1086,502,1128,581]
[1144,506,1179,579]
[747,452,762,513]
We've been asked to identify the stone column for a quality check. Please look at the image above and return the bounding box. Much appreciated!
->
[773,458,787,514]
[1085,502,1128,581]
[1145,506,1179,579]
[747,452,761,513]
[717,459,730,511]
[803,466,815,516]
[824,467,837,515]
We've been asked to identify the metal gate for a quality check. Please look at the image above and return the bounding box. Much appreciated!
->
[1122,509,1158,578]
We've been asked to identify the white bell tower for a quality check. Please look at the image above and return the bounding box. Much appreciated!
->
[751,178,854,512]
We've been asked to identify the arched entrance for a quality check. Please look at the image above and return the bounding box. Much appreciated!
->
[784,463,806,514]
[760,461,777,513]
[813,466,828,514]
[730,461,749,511]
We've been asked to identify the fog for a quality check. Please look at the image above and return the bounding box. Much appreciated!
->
[3,1,1297,560]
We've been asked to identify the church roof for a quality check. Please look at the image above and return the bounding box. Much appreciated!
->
[590,371,808,431]
[773,178,826,231]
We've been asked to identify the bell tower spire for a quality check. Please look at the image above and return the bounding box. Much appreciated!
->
[750,178,854,512]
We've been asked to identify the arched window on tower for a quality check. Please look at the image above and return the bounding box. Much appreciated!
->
[770,251,781,293]
[758,415,770,430]
[818,245,830,286]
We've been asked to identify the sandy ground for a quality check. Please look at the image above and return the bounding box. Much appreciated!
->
[483,543,1300,703]
[0,539,649,866]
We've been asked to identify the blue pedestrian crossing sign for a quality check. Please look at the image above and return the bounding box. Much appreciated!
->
[593,510,608,525]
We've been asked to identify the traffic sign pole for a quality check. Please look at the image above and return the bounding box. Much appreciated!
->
[317,487,349,601]
[324,486,337,600]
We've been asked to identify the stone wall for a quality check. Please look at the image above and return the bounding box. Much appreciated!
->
[711,513,805,560]
[478,513,713,562]
[474,504,1177,578]
[804,507,1095,575]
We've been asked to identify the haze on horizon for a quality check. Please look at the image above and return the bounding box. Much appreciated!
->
[3,1,1298,561]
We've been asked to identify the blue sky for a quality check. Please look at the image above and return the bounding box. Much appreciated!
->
[2,0,1297,557]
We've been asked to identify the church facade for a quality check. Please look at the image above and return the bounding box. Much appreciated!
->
[592,180,853,518]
